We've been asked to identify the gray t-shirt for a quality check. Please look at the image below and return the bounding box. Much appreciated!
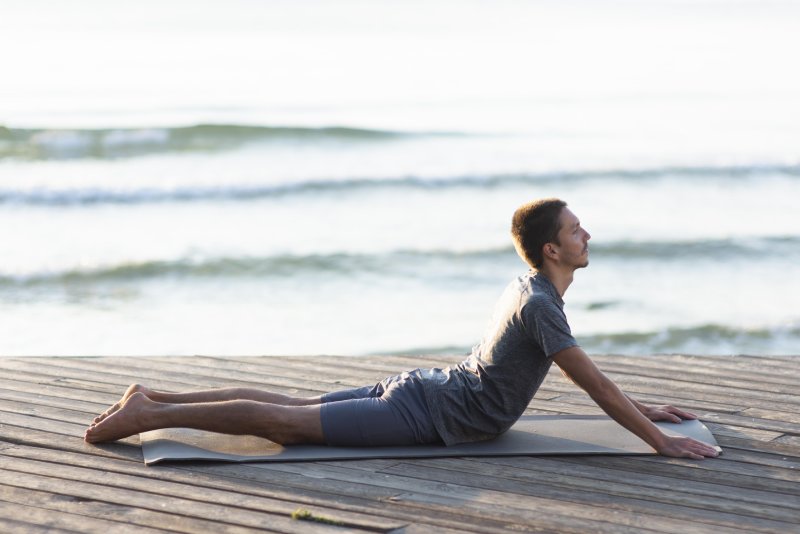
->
[422,271,578,445]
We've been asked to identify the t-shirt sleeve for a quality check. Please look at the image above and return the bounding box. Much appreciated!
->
[521,297,578,358]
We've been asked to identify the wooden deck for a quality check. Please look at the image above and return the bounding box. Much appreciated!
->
[1,353,798,533]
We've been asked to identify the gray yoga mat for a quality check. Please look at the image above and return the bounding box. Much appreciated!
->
[140,414,721,465]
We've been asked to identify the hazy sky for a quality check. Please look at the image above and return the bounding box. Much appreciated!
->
[2,0,799,128]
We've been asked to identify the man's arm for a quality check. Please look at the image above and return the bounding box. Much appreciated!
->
[552,346,719,459]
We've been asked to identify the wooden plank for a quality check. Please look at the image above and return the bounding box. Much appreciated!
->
[552,448,800,482]
[0,445,410,533]
[698,413,800,440]
[473,454,800,496]
[385,485,721,534]
[190,458,648,534]
[0,358,290,394]
[137,353,388,380]
[583,372,800,407]
[0,397,97,427]
[17,357,340,397]
[739,407,800,425]
[428,455,800,514]
[379,460,797,532]
[298,353,461,372]
[0,447,543,534]
[155,354,402,380]
[0,368,120,397]
[0,445,520,534]
[169,463,530,534]
[142,354,410,390]
[247,460,723,534]
[595,362,799,396]
[773,434,800,447]
[1,411,98,444]
[713,433,800,458]
[593,355,800,386]
[540,373,800,412]
[0,368,123,396]
[0,372,134,407]
[0,483,206,533]
[536,365,800,415]
[0,462,365,534]
[0,414,144,460]
[209,354,463,391]
[248,463,664,533]
[0,512,76,534]
[593,353,797,368]
[0,384,111,414]
[648,354,796,366]
[590,355,800,385]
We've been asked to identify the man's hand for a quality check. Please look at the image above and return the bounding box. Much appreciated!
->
[641,404,697,424]
[657,435,720,460]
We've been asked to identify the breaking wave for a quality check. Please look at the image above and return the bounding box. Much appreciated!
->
[2,164,799,206]
[3,237,798,287]
[0,123,424,160]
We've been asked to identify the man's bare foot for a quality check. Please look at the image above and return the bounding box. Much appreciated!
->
[93,383,153,424]
[84,392,155,443]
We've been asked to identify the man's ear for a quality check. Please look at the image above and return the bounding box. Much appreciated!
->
[544,243,558,261]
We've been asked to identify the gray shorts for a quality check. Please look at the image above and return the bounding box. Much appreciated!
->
[320,370,442,447]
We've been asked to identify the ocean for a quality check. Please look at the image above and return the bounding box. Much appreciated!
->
[1,0,798,356]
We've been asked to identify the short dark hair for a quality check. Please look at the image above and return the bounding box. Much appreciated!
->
[511,198,567,269]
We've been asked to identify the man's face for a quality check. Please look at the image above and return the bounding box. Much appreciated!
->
[554,207,591,269]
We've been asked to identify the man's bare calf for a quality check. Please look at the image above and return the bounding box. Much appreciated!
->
[85,384,325,445]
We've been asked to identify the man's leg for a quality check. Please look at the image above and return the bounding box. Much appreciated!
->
[84,392,323,445]
[93,383,322,423]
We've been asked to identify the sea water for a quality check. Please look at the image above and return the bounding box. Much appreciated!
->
[1,0,799,356]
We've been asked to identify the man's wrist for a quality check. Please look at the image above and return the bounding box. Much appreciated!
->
[648,428,669,451]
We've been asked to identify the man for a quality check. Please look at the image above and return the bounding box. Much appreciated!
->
[85,199,719,460]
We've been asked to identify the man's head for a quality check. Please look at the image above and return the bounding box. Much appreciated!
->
[511,198,590,270]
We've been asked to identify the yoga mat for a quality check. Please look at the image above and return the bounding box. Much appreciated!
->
[140,415,721,465]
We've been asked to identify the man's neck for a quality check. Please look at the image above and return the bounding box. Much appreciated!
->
[537,265,574,298]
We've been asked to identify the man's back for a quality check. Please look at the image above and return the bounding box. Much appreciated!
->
[422,272,577,445]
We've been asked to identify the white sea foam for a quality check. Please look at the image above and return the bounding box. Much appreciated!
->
[29,130,92,151]
[102,128,169,148]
